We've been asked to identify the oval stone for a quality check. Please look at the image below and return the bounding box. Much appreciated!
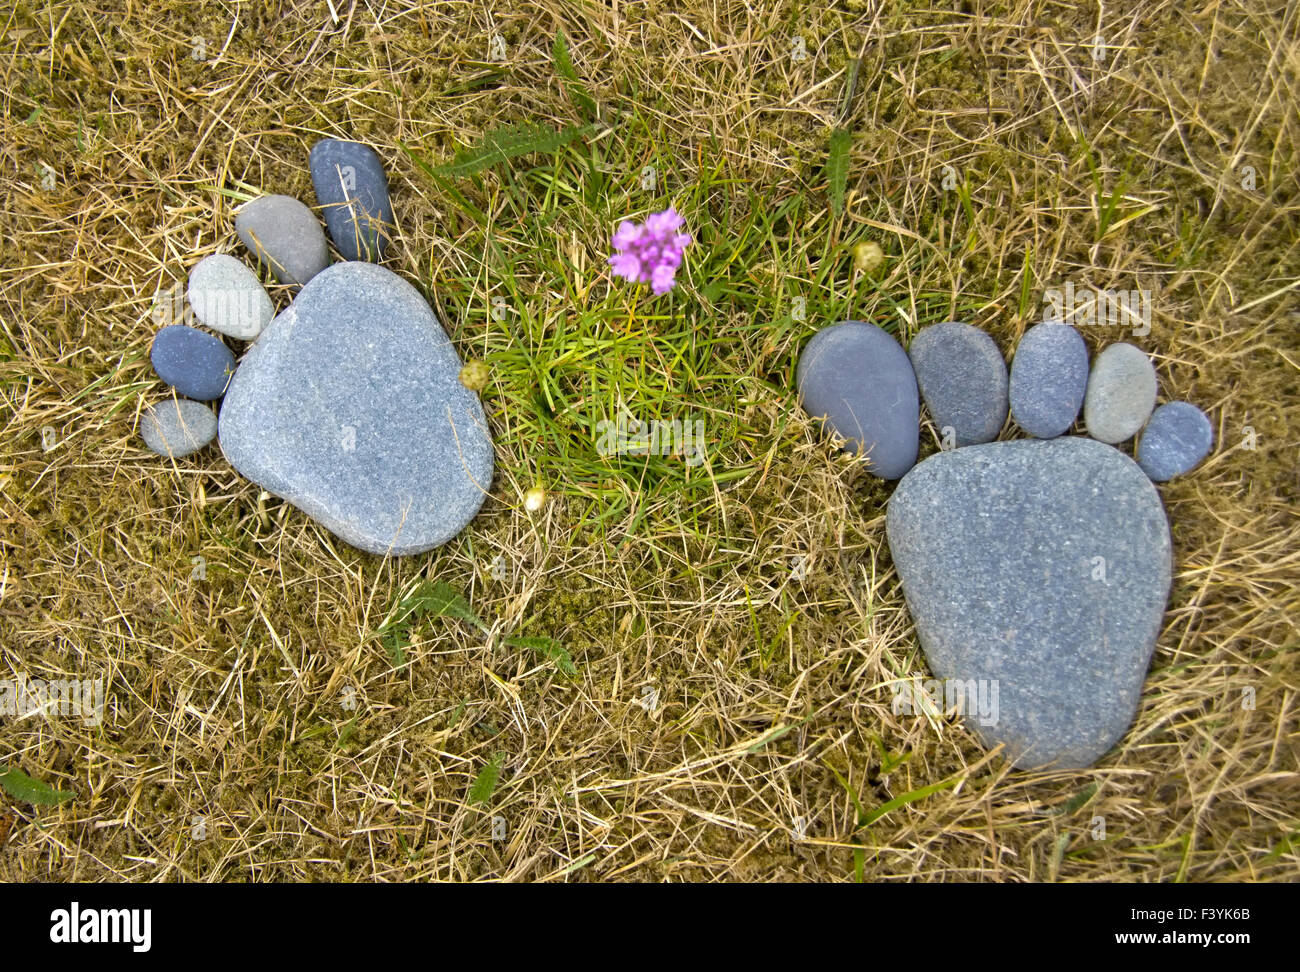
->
[1009,323,1089,438]
[1083,342,1157,444]
[218,262,494,556]
[309,138,396,262]
[150,325,235,400]
[234,194,330,289]
[909,321,1007,446]
[887,436,1172,769]
[140,399,217,458]
[188,254,274,340]
[1137,401,1214,481]
[796,321,919,479]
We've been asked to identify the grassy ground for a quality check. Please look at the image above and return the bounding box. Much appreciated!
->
[1,0,1297,881]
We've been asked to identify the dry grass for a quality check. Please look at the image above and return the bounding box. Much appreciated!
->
[0,0,1297,882]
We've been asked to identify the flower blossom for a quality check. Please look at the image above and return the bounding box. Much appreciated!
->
[608,207,693,295]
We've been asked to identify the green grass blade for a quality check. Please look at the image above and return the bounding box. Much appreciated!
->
[1017,246,1036,320]
[1061,782,1099,815]
[441,69,508,96]
[504,635,578,677]
[399,581,487,631]
[397,140,487,223]
[837,57,862,124]
[431,123,594,179]
[859,777,958,828]
[553,30,597,119]
[1263,828,1300,862]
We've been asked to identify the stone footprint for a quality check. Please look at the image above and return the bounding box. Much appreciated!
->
[140,138,494,556]
[797,320,1214,769]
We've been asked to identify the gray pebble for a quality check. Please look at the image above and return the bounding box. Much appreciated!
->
[1137,402,1213,481]
[140,399,217,458]
[1083,343,1157,444]
[909,321,1007,447]
[150,324,235,401]
[795,320,919,479]
[1009,323,1089,438]
[234,195,330,289]
[309,138,395,262]
[188,254,274,340]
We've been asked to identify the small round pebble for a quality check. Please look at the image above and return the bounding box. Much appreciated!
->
[150,324,236,401]
[187,254,274,340]
[234,194,330,289]
[1083,343,1157,444]
[1009,323,1089,438]
[909,321,1008,446]
[1137,402,1213,481]
[140,399,217,458]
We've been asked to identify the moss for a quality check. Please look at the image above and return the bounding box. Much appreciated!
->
[1,0,1294,884]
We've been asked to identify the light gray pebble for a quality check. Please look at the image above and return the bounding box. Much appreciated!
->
[141,399,217,458]
[1083,343,1157,444]
[187,254,274,340]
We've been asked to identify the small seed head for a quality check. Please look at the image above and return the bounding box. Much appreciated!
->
[459,359,490,392]
[853,241,884,272]
[523,485,547,512]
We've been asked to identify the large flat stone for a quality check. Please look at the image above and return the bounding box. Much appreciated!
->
[218,262,494,555]
[886,436,1172,769]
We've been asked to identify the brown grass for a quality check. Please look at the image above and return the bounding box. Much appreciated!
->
[0,0,1297,881]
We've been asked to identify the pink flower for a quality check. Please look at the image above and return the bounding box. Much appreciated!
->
[608,207,692,295]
